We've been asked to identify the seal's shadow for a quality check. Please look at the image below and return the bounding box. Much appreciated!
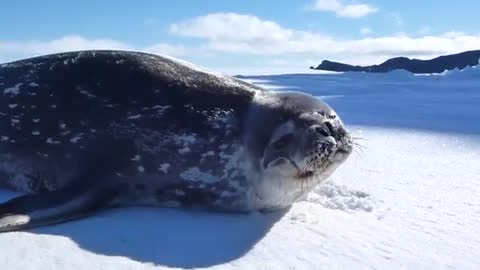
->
[33,206,286,268]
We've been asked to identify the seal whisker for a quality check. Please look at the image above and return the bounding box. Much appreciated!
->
[353,142,366,154]
[353,148,363,158]
[353,141,366,148]
[351,136,367,141]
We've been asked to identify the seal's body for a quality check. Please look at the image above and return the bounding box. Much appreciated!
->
[0,51,352,232]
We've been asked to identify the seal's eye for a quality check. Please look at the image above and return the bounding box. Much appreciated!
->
[325,122,335,134]
[272,134,294,149]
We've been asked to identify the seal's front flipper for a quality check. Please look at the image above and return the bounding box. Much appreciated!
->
[0,183,122,232]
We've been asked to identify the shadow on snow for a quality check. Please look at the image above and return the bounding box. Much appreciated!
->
[0,190,286,268]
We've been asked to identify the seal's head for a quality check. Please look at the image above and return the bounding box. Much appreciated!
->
[262,92,353,179]
[246,91,353,210]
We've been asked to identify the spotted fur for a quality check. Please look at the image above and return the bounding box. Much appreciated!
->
[0,51,352,232]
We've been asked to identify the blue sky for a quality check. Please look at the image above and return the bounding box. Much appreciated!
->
[1,0,480,74]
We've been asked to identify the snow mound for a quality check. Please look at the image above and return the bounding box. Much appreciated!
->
[384,68,413,77]
[306,181,376,212]
[440,64,480,78]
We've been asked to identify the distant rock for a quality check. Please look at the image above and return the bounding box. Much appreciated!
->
[311,50,480,74]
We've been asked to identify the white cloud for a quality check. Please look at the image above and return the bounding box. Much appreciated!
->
[0,35,192,63]
[1,13,480,73]
[0,35,131,61]
[271,58,290,65]
[311,0,378,18]
[0,35,131,54]
[170,13,293,43]
[360,27,373,35]
[168,13,480,62]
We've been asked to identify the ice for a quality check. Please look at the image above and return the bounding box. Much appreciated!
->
[1,67,479,269]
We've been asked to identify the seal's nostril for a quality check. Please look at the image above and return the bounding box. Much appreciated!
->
[314,126,330,137]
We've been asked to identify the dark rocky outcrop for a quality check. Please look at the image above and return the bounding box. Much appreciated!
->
[311,50,480,74]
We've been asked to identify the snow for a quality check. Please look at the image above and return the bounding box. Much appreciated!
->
[1,67,480,269]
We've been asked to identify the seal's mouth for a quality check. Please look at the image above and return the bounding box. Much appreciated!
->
[288,159,317,179]
[293,137,353,180]
[296,170,315,179]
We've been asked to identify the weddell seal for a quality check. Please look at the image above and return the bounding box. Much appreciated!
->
[0,50,353,232]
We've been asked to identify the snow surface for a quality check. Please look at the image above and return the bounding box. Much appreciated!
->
[1,67,480,269]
